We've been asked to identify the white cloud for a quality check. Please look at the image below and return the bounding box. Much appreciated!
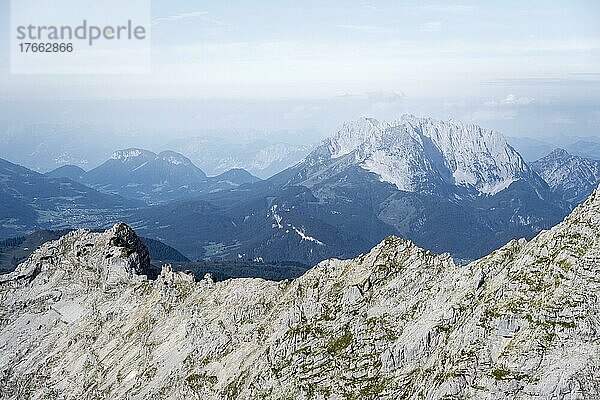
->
[363,4,386,12]
[484,94,536,107]
[365,90,406,103]
[420,22,442,32]
[407,5,477,14]
[443,100,467,108]
[470,94,536,121]
[336,24,399,34]
[154,11,205,25]
[335,92,358,98]
[151,11,228,29]
[365,4,476,15]
[333,91,406,102]
[500,94,536,105]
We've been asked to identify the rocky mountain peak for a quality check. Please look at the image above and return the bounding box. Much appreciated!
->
[0,222,151,290]
[546,147,570,158]
[327,117,383,158]
[82,148,211,204]
[106,222,151,276]
[1,187,599,397]
[315,115,533,196]
[532,149,600,206]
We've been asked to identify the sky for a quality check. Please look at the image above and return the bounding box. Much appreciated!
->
[0,0,599,143]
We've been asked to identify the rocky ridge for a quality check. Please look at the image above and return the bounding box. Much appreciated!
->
[1,187,599,399]
[304,115,540,197]
[532,148,600,207]
[76,148,261,204]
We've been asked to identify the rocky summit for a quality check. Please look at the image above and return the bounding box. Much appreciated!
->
[293,115,542,197]
[1,187,599,399]
[531,148,600,208]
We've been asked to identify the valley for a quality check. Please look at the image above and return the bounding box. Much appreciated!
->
[1,116,599,269]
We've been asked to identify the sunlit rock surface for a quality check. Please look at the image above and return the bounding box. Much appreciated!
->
[1,188,599,399]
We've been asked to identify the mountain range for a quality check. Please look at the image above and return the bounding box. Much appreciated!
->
[279,116,546,197]
[130,116,568,263]
[0,157,135,239]
[508,135,600,161]
[2,115,600,267]
[0,124,314,181]
[48,149,261,204]
[166,137,316,179]
[1,185,598,398]
[0,124,117,172]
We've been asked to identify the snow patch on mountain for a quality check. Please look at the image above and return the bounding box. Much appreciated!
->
[270,205,284,229]
[269,204,325,245]
[110,148,150,161]
[158,151,194,167]
[291,226,324,245]
[131,161,149,172]
[163,156,184,165]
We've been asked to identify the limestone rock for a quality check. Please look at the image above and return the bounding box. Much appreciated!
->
[1,188,599,399]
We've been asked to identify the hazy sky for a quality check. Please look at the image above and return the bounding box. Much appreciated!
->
[0,0,599,142]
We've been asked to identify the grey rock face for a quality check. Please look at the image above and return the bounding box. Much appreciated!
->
[0,222,151,290]
[532,148,600,207]
[1,188,599,399]
[296,115,540,197]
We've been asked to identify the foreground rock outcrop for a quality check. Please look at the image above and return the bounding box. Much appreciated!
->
[1,188,599,399]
